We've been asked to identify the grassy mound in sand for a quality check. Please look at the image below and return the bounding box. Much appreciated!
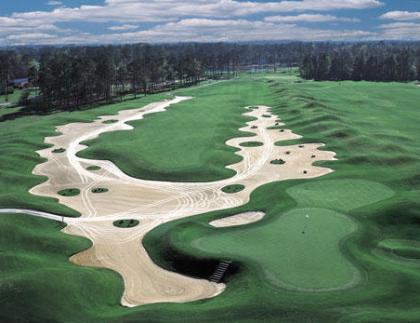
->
[221,184,245,194]
[57,188,80,197]
[91,187,109,194]
[102,119,119,124]
[52,148,66,153]
[113,219,140,228]
[270,159,285,165]
[239,141,264,147]
[86,165,101,171]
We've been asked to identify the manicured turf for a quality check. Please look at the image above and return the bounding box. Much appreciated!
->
[194,208,358,290]
[113,219,140,228]
[79,80,273,182]
[287,179,394,212]
[58,188,80,197]
[221,184,245,194]
[239,141,264,147]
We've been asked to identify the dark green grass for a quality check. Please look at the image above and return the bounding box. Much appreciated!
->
[102,119,119,124]
[113,219,140,228]
[87,165,101,171]
[91,187,109,194]
[239,141,264,147]
[221,184,245,194]
[57,188,80,197]
[270,158,285,165]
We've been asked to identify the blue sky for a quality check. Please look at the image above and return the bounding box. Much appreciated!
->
[1,0,420,46]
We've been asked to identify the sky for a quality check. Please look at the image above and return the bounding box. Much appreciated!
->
[1,0,420,46]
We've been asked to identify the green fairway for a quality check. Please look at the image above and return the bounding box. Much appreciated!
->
[193,208,358,291]
[79,79,273,182]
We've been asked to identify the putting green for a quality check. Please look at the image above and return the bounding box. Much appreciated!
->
[193,208,359,291]
[287,179,394,212]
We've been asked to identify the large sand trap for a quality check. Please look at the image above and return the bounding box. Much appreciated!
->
[210,211,265,228]
[28,96,337,307]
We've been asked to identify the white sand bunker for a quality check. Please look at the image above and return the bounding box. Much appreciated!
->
[29,97,337,307]
[210,211,265,228]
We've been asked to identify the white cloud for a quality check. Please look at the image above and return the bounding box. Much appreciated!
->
[0,0,385,45]
[108,24,138,31]
[264,14,359,23]
[0,18,376,46]
[380,11,420,21]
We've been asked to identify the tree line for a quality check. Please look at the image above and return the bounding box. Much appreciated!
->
[1,42,313,109]
[300,42,420,82]
[2,41,420,110]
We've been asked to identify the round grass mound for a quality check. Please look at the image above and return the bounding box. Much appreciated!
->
[271,159,285,165]
[87,165,101,171]
[113,219,140,228]
[52,148,66,153]
[91,187,109,194]
[102,119,119,124]
[222,184,245,194]
[239,141,264,148]
[58,188,80,197]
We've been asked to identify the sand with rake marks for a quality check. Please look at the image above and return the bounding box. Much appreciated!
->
[210,211,265,228]
[24,96,337,307]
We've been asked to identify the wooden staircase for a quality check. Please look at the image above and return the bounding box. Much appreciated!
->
[209,260,232,283]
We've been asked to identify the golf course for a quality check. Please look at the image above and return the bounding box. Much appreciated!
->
[1,72,420,322]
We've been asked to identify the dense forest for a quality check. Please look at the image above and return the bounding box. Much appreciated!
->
[300,43,420,82]
[1,42,420,110]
